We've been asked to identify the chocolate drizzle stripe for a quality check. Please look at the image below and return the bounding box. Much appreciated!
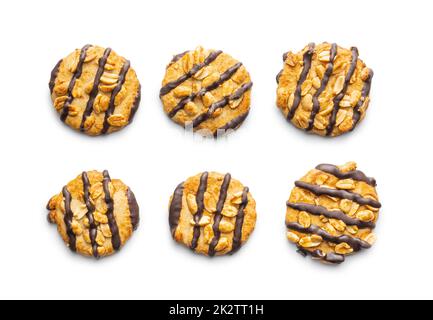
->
[169,183,184,236]
[286,202,375,229]
[276,69,283,83]
[306,43,338,131]
[191,172,209,250]
[60,44,92,122]
[168,96,191,118]
[296,246,345,264]
[103,170,122,251]
[326,47,359,136]
[316,163,377,186]
[127,189,140,231]
[46,198,53,211]
[167,62,243,118]
[171,51,189,63]
[287,43,315,120]
[287,222,371,251]
[324,252,346,264]
[128,85,141,122]
[62,186,76,252]
[208,173,232,256]
[352,69,374,130]
[160,50,223,97]
[80,48,112,131]
[101,60,131,134]
[295,181,381,208]
[214,111,249,138]
[230,187,249,254]
[276,52,289,83]
[296,246,324,259]
[206,62,243,92]
[49,59,63,93]
[46,197,54,223]
[190,82,252,128]
[82,172,98,258]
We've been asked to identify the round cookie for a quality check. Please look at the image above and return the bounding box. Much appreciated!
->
[160,46,253,137]
[49,45,141,136]
[285,162,381,264]
[169,172,256,256]
[47,170,139,258]
[276,43,373,136]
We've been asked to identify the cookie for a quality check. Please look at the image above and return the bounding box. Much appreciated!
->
[49,45,141,136]
[169,172,256,256]
[47,170,139,258]
[276,43,373,136]
[285,162,381,264]
[160,46,253,137]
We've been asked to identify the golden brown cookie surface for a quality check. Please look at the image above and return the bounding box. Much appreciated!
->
[285,162,381,264]
[169,172,256,256]
[160,47,252,137]
[276,43,373,137]
[47,170,139,258]
[49,45,141,136]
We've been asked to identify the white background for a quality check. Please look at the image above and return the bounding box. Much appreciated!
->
[0,0,431,300]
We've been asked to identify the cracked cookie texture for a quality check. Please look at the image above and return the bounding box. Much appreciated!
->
[160,46,252,137]
[276,42,373,136]
[47,170,139,258]
[285,162,381,264]
[49,45,141,135]
[169,172,256,256]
